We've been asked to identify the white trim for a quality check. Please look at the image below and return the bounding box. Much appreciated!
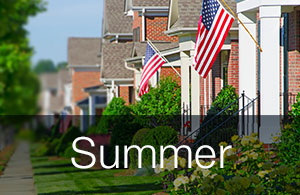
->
[237,0,300,13]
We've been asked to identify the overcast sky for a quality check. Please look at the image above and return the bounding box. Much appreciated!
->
[26,0,103,66]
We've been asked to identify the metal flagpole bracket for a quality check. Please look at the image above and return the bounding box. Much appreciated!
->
[146,38,182,78]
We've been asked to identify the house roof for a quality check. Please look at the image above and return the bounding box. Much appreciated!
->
[168,0,238,33]
[132,42,179,57]
[68,38,101,66]
[39,73,58,90]
[132,0,169,7]
[103,0,133,36]
[50,95,64,113]
[58,69,71,85]
[101,42,134,79]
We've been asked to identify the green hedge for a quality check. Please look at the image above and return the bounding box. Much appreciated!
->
[130,128,151,168]
[55,126,82,156]
[140,126,178,167]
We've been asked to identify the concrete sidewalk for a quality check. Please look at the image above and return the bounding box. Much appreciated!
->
[0,142,36,195]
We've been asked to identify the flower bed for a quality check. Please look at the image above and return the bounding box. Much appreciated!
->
[155,132,300,194]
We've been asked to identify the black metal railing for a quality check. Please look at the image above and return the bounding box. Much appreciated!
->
[281,92,298,115]
[177,92,261,153]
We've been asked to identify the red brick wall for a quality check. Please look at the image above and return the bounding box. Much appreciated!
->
[145,16,178,42]
[288,8,300,95]
[133,12,143,41]
[119,86,130,105]
[72,69,101,115]
[228,40,239,94]
[160,67,181,84]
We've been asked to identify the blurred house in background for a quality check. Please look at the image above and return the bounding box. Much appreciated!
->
[67,37,106,132]
[38,68,71,128]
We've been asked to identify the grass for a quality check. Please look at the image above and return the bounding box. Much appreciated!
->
[31,156,163,195]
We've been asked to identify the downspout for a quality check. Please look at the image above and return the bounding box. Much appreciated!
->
[142,8,146,41]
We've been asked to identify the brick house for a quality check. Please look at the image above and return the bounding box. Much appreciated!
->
[123,0,181,100]
[67,38,106,131]
[100,0,134,105]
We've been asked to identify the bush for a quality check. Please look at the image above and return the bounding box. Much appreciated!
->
[140,126,178,167]
[55,126,82,156]
[106,98,142,166]
[131,77,181,129]
[63,145,79,158]
[290,92,300,127]
[130,128,151,168]
[196,86,239,151]
[157,132,300,194]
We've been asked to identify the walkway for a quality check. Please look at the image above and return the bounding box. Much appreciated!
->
[0,142,36,195]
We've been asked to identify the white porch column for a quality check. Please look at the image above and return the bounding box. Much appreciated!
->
[180,50,190,136]
[238,12,257,100]
[89,95,96,126]
[259,5,281,143]
[238,12,257,134]
[190,48,200,138]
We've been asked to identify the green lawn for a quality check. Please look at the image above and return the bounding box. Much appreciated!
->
[31,156,163,195]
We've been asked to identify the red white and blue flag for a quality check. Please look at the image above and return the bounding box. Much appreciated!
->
[139,43,165,96]
[193,0,234,78]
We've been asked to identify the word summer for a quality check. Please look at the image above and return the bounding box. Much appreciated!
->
[71,137,233,170]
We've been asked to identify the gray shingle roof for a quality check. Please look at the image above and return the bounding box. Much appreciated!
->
[132,42,179,57]
[101,43,134,79]
[169,0,237,32]
[68,38,101,66]
[132,0,169,7]
[103,0,133,35]
[39,73,58,90]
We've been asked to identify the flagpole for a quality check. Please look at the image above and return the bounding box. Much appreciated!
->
[146,38,181,78]
[219,0,263,52]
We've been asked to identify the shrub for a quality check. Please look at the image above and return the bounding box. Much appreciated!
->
[140,126,178,167]
[131,77,181,129]
[196,85,239,151]
[55,126,82,156]
[63,144,79,158]
[290,92,300,126]
[157,132,300,194]
[130,128,151,168]
[107,98,142,166]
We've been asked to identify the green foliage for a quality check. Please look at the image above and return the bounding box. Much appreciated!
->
[158,132,300,194]
[290,92,300,126]
[207,85,239,116]
[56,61,67,71]
[0,0,45,117]
[140,126,178,167]
[107,98,142,166]
[196,86,239,151]
[63,145,79,158]
[130,128,151,168]
[131,77,181,128]
[33,59,56,74]
[55,126,82,156]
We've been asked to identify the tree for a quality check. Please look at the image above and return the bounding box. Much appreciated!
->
[56,61,68,71]
[0,0,46,117]
[33,59,56,74]
[131,77,181,128]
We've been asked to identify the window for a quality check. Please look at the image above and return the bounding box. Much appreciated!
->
[221,50,229,88]
[133,27,140,42]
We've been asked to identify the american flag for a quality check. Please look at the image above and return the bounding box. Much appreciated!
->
[193,0,234,78]
[139,43,165,96]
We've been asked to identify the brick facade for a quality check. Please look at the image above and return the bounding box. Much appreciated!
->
[228,40,239,93]
[288,8,300,95]
[145,16,178,42]
[160,67,181,84]
[119,86,130,105]
[72,69,101,115]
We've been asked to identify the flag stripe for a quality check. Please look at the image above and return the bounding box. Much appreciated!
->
[195,9,225,71]
[193,0,234,79]
[198,13,229,74]
[139,43,166,96]
[202,18,233,78]
[201,17,233,76]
